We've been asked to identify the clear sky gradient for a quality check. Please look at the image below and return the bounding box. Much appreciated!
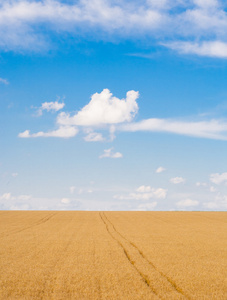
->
[0,0,227,210]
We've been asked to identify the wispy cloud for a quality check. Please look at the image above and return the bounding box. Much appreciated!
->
[36,100,65,116]
[170,177,186,184]
[114,186,167,200]
[18,126,78,138]
[0,1,227,58]
[120,118,227,140]
[164,41,227,58]
[156,166,166,173]
[83,131,104,142]
[99,148,123,159]
[0,77,9,85]
[176,199,199,208]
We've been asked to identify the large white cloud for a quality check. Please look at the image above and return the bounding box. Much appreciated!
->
[1,0,227,58]
[57,89,139,126]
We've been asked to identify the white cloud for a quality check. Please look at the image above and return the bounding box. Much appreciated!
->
[18,126,78,138]
[0,193,12,200]
[84,131,104,142]
[196,182,207,187]
[61,198,70,204]
[210,186,216,192]
[170,177,185,184]
[120,118,227,140]
[12,173,18,177]
[137,202,157,211]
[99,148,123,159]
[0,77,9,84]
[210,172,227,185]
[69,186,76,194]
[176,199,199,207]
[37,100,65,116]
[0,1,227,58]
[20,88,227,141]
[136,185,152,193]
[0,192,31,203]
[156,166,166,173]
[203,194,227,210]
[0,192,81,210]
[18,194,32,201]
[57,89,139,126]
[165,41,227,58]
[114,187,167,200]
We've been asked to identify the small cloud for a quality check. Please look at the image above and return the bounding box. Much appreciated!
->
[0,193,12,200]
[156,166,166,173]
[18,126,78,139]
[99,148,123,159]
[114,187,167,200]
[136,185,152,193]
[69,186,76,194]
[0,78,9,85]
[210,186,216,192]
[37,100,65,116]
[176,199,199,207]
[170,177,185,184]
[12,173,18,177]
[196,182,207,187]
[210,172,227,185]
[61,198,70,204]
[84,131,104,142]
[137,202,157,211]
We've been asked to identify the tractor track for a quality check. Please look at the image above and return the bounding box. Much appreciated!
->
[100,212,190,300]
[0,212,57,237]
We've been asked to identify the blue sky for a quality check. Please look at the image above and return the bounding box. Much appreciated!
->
[0,0,227,210]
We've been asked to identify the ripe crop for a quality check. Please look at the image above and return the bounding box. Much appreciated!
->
[0,211,226,299]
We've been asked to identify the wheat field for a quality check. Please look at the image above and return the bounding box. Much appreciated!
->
[0,211,226,299]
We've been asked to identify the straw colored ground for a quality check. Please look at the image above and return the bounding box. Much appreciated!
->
[0,211,226,299]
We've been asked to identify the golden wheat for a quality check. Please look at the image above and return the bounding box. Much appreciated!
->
[0,211,226,299]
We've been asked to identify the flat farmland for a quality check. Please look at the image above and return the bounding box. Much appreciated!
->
[0,212,226,299]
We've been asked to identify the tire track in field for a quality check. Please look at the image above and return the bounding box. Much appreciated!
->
[0,212,57,237]
[99,212,158,298]
[100,212,189,300]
